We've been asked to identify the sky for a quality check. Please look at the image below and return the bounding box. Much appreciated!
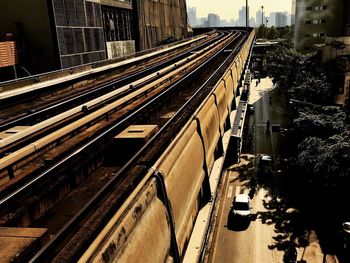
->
[186,0,292,20]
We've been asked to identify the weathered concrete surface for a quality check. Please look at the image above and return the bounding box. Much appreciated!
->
[196,96,221,172]
[106,41,136,59]
[0,227,48,263]
[79,178,172,263]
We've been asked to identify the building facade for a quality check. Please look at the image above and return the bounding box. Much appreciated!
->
[294,0,349,52]
[256,10,265,27]
[275,12,288,27]
[0,0,188,75]
[52,0,135,68]
[238,6,249,27]
[133,0,187,50]
[187,7,197,27]
[208,13,220,27]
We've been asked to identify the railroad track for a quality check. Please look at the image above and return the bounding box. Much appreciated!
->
[0,32,223,160]
[0,32,217,123]
[0,31,233,187]
[0,30,247,262]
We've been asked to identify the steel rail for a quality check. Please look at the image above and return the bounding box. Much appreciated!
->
[0,31,236,207]
[0,33,212,92]
[0,33,223,132]
[0,32,233,178]
[28,30,245,262]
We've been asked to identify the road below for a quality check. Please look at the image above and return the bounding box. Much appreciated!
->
[207,77,336,263]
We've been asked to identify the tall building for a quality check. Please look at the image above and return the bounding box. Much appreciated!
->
[275,12,288,27]
[269,12,277,27]
[249,17,256,27]
[0,0,188,73]
[187,7,197,27]
[208,13,220,27]
[256,9,265,27]
[238,6,249,27]
[294,0,350,52]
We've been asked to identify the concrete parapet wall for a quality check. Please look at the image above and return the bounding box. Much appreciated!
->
[79,178,172,263]
[196,96,221,173]
[156,120,205,255]
[224,72,235,109]
[80,30,256,262]
[213,81,229,134]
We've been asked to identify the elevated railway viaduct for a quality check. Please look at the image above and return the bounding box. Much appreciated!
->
[0,29,255,262]
[78,30,255,262]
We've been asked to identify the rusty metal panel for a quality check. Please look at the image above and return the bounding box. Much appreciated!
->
[0,41,16,68]
[135,0,188,50]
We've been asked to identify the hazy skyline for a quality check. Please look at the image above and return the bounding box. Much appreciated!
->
[186,0,292,20]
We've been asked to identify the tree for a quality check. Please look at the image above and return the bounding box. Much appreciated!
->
[256,25,267,39]
[296,131,350,194]
[267,26,279,39]
[293,107,346,137]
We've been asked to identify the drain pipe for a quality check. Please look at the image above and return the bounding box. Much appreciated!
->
[153,170,181,263]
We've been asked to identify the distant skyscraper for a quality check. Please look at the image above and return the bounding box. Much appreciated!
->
[275,12,288,27]
[187,7,197,27]
[238,6,249,26]
[269,12,277,27]
[249,17,255,27]
[208,13,220,27]
[256,10,265,26]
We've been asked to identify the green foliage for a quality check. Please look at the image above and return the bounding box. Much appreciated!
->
[293,107,346,137]
[288,74,333,104]
[297,131,350,188]
[256,25,267,39]
[267,42,350,210]
[267,46,334,104]
[267,26,279,39]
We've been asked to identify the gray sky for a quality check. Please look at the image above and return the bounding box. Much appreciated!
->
[186,0,292,20]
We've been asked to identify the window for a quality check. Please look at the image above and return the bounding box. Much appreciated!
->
[305,20,311,24]
[305,33,311,37]
[321,5,327,10]
[306,6,312,11]
[314,6,319,11]
[312,19,326,24]
[311,33,326,37]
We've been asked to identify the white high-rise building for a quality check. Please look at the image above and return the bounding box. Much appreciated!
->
[187,7,197,27]
[208,13,220,27]
[256,9,265,27]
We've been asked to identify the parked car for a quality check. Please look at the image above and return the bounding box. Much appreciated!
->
[247,103,254,113]
[258,154,272,176]
[229,194,252,218]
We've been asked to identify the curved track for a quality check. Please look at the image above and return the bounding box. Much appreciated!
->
[0,30,249,262]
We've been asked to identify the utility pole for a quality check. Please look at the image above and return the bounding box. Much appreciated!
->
[246,0,249,31]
